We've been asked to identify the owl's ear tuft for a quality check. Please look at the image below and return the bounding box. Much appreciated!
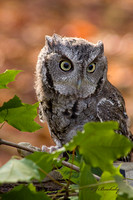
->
[52,34,62,44]
[45,35,53,49]
[45,34,62,49]
[53,33,62,40]
[96,40,104,54]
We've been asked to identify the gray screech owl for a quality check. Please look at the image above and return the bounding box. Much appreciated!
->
[35,34,132,161]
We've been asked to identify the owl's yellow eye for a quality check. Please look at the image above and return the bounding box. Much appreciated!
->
[87,63,96,73]
[59,60,72,72]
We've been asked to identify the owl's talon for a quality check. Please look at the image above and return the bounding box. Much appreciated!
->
[42,145,59,153]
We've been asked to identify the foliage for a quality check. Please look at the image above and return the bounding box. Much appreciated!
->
[0,158,41,183]
[1,184,51,200]
[0,95,41,132]
[0,70,41,132]
[64,122,132,172]
[0,70,133,200]
[0,70,22,89]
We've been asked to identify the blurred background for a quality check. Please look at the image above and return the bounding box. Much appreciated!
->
[0,0,133,166]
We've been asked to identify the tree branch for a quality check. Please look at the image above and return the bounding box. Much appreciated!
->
[62,160,80,172]
[62,160,100,180]
[0,138,34,153]
[0,138,100,181]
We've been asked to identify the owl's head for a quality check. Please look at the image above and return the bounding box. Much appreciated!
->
[37,34,107,98]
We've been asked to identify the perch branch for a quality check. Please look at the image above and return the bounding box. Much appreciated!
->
[0,138,100,181]
[0,138,34,153]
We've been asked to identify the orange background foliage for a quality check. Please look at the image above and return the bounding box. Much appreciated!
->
[0,0,133,166]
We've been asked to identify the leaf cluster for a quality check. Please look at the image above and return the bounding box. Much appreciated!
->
[0,70,41,132]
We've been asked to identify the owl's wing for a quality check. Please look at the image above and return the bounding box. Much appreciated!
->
[97,96,132,140]
[97,95,133,162]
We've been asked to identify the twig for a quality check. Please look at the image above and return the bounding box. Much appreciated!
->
[65,149,76,199]
[79,179,116,190]
[48,192,79,198]
[0,138,34,153]
[0,122,6,129]
[51,185,66,200]
[39,168,64,188]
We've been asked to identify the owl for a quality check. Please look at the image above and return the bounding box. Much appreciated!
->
[35,34,132,161]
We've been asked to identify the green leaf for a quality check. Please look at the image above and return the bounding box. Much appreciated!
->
[26,152,59,179]
[64,122,133,172]
[79,161,100,200]
[1,184,51,200]
[58,165,79,184]
[91,167,103,177]
[117,195,132,200]
[0,95,41,132]
[58,153,80,184]
[96,170,120,200]
[0,70,21,89]
[0,158,41,183]
[115,175,133,199]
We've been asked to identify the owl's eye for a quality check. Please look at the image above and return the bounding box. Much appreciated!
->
[59,60,72,72]
[87,63,96,73]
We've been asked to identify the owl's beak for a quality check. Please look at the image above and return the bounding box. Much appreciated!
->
[77,79,82,90]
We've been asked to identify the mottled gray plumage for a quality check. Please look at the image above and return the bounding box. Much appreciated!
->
[35,34,132,161]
